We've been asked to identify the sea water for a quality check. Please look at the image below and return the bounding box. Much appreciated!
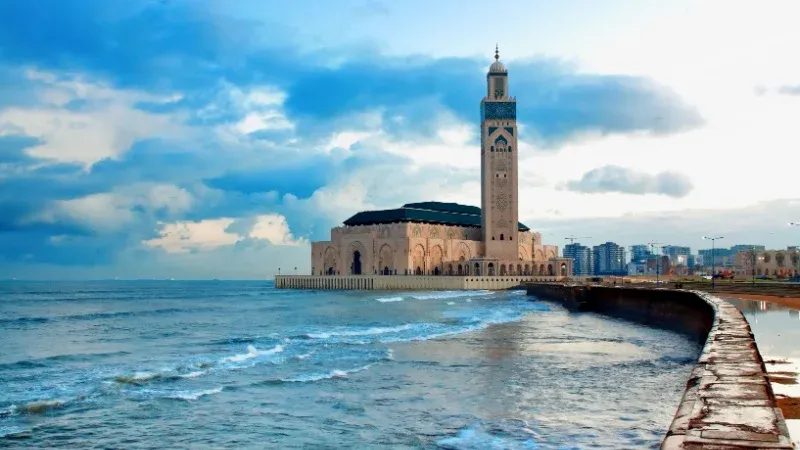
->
[0,281,701,449]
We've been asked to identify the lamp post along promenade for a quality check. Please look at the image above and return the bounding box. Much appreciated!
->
[703,236,724,290]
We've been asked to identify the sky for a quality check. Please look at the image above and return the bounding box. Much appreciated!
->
[1,0,799,279]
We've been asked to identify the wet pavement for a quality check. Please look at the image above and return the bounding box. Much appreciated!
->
[723,296,800,447]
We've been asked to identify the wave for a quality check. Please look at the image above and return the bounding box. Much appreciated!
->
[0,307,213,326]
[114,371,183,385]
[280,365,372,383]
[2,398,70,416]
[164,387,223,401]
[1,351,133,371]
[375,296,404,303]
[220,344,285,364]
[411,290,493,301]
[437,420,540,450]
[303,324,415,339]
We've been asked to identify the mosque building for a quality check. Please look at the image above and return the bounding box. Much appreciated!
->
[309,47,572,279]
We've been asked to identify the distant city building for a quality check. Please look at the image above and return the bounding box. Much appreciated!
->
[788,246,799,251]
[663,246,691,263]
[564,243,593,276]
[734,249,800,279]
[688,254,697,274]
[593,242,627,276]
[730,245,765,254]
[699,248,734,268]
[630,245,651,264]
[645,255,671,275]
[627,262,646,276]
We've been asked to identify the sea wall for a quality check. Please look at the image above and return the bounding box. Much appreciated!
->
[525,284,794,449]
[275,275,564,291]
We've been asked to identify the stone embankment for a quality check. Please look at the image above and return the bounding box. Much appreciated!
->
[275,275,563,290]
[525,283,795,449]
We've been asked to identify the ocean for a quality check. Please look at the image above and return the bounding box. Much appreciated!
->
[0,281,701,449]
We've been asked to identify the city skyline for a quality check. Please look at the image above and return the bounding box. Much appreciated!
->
[1,0,799,279]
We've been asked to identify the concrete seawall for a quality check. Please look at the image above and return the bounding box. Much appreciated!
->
[525,283,794,449]
[275,275,564,290]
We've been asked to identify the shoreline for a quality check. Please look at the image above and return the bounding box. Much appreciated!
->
[727,294,799,445]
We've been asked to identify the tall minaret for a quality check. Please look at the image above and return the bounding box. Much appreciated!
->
[480,45,518,261]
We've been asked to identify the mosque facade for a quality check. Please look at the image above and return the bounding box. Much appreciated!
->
[309,48,572,279]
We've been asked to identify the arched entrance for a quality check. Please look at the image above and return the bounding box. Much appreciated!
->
[457,264,463,275]
[382,266,390,275]
[352,251,362,275]
[474,263,481,276]
[434,267,441,275]
[415,266,423,275]
[499,264,506,275]
[560,263,567,276]
[327,267,334,275]
[488,263,495,276]
[547,264,554,276]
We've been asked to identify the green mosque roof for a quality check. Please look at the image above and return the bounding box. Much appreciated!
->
[342,201,530,232]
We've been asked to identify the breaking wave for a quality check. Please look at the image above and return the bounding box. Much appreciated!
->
[164,387,223,401]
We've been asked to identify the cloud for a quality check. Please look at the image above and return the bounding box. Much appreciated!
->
[0,0,711,278]
[144,213,304,254]
[144,218,242,254]
[564,165,694,198]
[0,70,186,168]
[0,2,702,147]
[778,85,800,96]
[249,214,306,246]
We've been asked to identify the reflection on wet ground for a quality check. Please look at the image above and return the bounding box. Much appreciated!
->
[723,296,800,445]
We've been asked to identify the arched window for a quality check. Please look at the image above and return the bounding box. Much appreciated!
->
[500,234,504,240]
[492,236,495,240]
[508,146,512,152]
[490,146,495,152]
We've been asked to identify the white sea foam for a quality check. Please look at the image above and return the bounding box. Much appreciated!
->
[437,422,538,449]
[221,344,284,363]
[446,301,456,305]
[295,350,316,360]
[375,296,404,303]
[180,370,206,379]
[165,387,223,401]
[283,365,371,383]
[411,290,492,301]
[305,324,415,339]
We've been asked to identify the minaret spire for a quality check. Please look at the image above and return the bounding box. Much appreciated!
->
[494,44,499,61]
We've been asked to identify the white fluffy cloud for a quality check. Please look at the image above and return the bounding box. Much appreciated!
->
[25,183,194,233]
[144,218,242,253]
[249,214,306,246]
[0,70,186,168]
[144,213,304,254]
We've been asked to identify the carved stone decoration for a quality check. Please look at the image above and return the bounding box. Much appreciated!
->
[412,224,422,238]
[496,193,509,211]
[430,226,439,239]
[447,228,457,239]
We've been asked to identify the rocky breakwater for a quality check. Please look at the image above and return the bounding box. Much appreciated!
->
[525,283,795,449]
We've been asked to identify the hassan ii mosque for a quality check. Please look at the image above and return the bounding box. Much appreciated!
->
[310,47,572,279]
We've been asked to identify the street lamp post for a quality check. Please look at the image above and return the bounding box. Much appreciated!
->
[648,241,664,286]
[703,236,724,290]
